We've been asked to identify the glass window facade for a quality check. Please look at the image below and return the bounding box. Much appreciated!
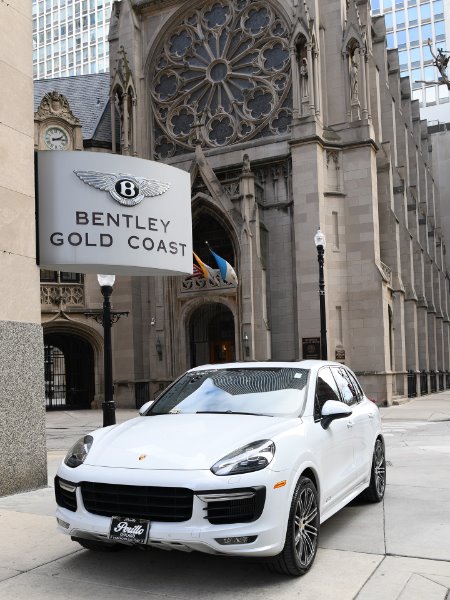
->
[373,0,449,111]
[32,0,113,79]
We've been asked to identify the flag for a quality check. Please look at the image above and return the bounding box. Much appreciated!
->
[207,244,238,285]
[187,264,203,279]
[193,252,218,282]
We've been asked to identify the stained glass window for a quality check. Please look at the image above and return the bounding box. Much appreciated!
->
[150,0,292,159]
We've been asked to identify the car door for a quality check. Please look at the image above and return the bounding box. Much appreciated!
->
[344,368,377,482]
[312,367,355,512]
[330,367,367,487]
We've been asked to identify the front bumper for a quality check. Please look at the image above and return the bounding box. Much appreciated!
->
[55,463,291,557]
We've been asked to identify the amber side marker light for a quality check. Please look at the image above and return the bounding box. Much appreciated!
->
[274,480,287,489]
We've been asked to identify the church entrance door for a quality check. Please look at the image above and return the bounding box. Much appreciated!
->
[189,304,235,368]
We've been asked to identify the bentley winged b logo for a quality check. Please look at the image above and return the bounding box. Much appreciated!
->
[73,170,171,207]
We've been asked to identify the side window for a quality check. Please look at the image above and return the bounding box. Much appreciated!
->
[345,369,363,402]
[315,367,341,420]
[331,368,358,406]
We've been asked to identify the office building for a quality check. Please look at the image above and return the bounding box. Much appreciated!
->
[32,0,113,79]
[371,0,450,122]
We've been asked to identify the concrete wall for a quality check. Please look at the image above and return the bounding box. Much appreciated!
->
[0,0,47,495]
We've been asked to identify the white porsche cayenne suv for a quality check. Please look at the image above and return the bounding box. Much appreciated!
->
[55,360,385,576]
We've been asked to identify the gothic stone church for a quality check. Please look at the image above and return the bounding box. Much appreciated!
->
[37,0,450,407]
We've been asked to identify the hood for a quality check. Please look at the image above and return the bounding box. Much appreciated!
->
[84,414,296,470]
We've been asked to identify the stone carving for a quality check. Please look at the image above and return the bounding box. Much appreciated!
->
[242,154,251,173]
[41,285,85,307]
[151,0,292,158]
[181,275,237,292]
[299,57,308,99]
[326,150,341,193]
[379,262,392,285]
[350,57,359,102]
[35,91,80,125]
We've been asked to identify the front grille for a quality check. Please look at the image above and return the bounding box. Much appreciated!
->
[55,476,77,512]
[201,487,266,525]
[80,482,194,522]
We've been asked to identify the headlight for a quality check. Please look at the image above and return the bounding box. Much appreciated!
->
[211,440,275,476]
[64,435,94,468]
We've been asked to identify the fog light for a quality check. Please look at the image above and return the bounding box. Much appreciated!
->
[57,517,70,529]
[215,536,257,545]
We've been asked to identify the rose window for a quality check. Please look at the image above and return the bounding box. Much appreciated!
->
[151,0,292,159]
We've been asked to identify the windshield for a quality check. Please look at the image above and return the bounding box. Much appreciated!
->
[147,368,310,417]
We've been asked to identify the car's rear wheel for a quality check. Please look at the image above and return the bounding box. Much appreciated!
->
[72,536,126,552]
[268,476,319,576]
[360,438,386,502]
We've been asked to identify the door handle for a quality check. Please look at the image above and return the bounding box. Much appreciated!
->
[347,421,353,429]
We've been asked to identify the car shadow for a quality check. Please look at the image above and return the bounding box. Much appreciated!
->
[41,545,297,595]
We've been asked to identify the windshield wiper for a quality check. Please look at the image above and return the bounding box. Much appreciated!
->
[196,410,273,417]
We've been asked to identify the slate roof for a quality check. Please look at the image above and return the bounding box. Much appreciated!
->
[34,73,113,145]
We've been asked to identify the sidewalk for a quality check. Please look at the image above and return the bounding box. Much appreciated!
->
[0,393,449,599]
[379,391,450,421]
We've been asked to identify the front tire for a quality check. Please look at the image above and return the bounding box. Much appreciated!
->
[360,438,386,502]
[268,476,319,576]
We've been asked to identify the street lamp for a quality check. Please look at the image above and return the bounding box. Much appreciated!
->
[314,228,328,360]
[96,274,129,427]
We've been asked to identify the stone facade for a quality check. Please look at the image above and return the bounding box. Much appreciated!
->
[0,1,47,495]
[35,0,450,409]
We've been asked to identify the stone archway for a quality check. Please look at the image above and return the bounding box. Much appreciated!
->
[189,303,236,368]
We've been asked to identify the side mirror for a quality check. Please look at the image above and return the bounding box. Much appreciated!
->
[139,400,154,415]
[321,400,352,430]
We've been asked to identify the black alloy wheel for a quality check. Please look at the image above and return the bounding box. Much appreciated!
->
[268,476,320,576]
[361,438,386,502]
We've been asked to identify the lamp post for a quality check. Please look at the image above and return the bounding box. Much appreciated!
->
[96,274,129,427]
[314,228,328,360]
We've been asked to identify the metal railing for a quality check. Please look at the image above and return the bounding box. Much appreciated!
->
[430,370,437,393]
[420,370,428,395]
[407,370,417,398]
[135,381,150,409]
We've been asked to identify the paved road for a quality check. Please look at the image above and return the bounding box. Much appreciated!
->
[1,396,450,599]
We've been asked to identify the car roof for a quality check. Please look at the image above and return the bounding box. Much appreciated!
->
[188,360,348,373]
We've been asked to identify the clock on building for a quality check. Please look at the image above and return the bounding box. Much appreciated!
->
[44,126,69,150]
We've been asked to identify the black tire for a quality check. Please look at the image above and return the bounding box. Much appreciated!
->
[268,476,320,576]
[360,438,386,502]
[72,536,126,552]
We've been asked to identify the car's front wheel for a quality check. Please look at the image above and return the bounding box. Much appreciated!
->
[72,536,126,552]
[268,476,319,576]
[360,438,386,502]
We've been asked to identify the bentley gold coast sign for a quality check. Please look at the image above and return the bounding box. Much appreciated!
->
[36,151,192,275]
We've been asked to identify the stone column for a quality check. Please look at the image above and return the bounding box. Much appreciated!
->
[239,159,271,361]
[111,93,116,153]
[132,95,137,156]
[359,48,368,120]
[122,92,130,155]
[291,46,301,120]
[307,43,315,115]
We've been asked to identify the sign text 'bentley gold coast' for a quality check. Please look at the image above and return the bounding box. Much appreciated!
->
[36,152,192,275]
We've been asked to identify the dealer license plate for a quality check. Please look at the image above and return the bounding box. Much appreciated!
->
[109,516,150,544]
